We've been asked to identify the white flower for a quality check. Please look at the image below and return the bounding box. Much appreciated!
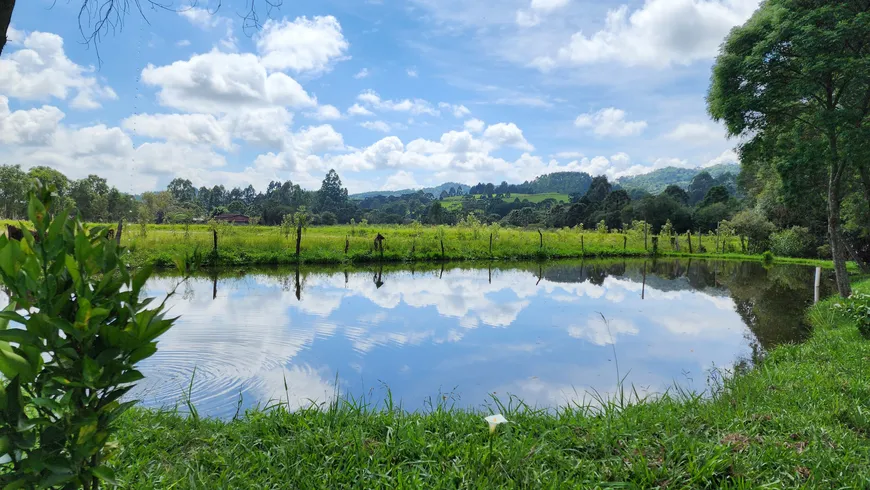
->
[485,414,508,433]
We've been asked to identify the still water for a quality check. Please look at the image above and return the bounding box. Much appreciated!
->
[133,260,834,418]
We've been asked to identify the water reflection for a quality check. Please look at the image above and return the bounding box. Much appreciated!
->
[132,260,834,418]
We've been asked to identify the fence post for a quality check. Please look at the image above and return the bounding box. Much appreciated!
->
[581,235,585,256]
[644,222,648,250]
[623,235,627,252]
[538,229,543,249]
[116,219,123,245]
[489,233,493,256]
[441,237,445,259]
[345,235,349,254]
[213,229,218,253]
[687,231,693,254]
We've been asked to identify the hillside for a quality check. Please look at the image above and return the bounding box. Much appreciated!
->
[350,182,469,200]
[616,163,740,194]
[441,193,570,211]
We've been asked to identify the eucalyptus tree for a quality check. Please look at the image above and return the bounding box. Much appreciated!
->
[708,0,870,297]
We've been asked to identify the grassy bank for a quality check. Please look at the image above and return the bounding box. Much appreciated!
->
[114,223,829,268]
[112,279,870,488]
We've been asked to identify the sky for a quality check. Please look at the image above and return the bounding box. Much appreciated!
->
[0,0,756,195]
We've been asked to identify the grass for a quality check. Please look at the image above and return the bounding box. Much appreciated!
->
[441,193,570,210]
[111,278,870,487]
[100,222,834,269]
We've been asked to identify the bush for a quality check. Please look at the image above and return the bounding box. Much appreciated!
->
[834,293,870,338]
[762,250,775,264]
[817,243,833,259]
[0,184,180,487]
[770,226,816,258]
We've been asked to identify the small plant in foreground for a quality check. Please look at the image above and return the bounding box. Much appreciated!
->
[834,293,870,338]
[0,183,180,488]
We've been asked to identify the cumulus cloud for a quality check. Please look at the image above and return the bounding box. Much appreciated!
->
[141,51,316,113]
[360,121,393,133]
[256,16,348,73]
[516,0,569,27]
[482,123,534,151]
[534,0,759,69]
[439,102,471,118]
[382,170,419,191]
[0,30,117,109]
[0,96,65,146]
[552,151,584,159]
[347,103,374,117]
[354,68,370,79]
[356,90,439,116]
[306,104,342,121]
[574,108,647,137]
[464,118,485,133]
[122,113,232,150]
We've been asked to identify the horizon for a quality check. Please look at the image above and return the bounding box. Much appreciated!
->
[2,0,751,195]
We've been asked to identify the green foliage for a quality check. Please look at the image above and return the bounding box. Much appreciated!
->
[0,184,179,487]
[280,214,295,239]
[770,226,817,259]
[833,293,870,338]
[728,210,775,254]
[761,250,774,264]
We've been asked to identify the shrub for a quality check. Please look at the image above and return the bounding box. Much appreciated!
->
[0,184,180,487]
[762,250,775,264]
[834,293,870,338]
[770,226,816,258]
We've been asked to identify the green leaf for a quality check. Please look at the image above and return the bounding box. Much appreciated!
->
[116,370,144,385]
[0,303,21,330]
[30,397,64,413]
[0,240,20,276]
[127,342,157,364]
[0,344,34,381]
[27,196,46,228]
[91,465,118,485]
[64,255,80,286]
[0,329,41,346]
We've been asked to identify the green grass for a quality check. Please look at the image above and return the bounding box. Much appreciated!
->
[112,278,870,487]
[103,223,830,269]
[441,193,570,210]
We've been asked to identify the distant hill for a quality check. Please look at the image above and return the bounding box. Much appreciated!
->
[526,172,593,195]
[616,163,740,195]
[350,182,470,200]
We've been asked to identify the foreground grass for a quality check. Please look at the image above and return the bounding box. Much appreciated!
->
[115,223,828,268]
[113,279,870,488]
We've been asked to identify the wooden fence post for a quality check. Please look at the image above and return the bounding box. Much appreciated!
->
[623,235,627,252]
[345,235,349,254]
[116,219,123,245]
[213,229,218,253]
[581,235,585,256]
[644,222,648,250]
[538,229,543,249]
[489,233,493,256]
[440,237,445,259]
[687,231,693,254]
[716,227,721,254]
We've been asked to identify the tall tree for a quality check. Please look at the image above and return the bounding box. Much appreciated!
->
[708,0,870,297]
[0,164,28,218]
[316,169,349,214]
[167,178,196,203]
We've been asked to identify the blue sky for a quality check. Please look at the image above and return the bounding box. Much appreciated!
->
[1,0,755,194]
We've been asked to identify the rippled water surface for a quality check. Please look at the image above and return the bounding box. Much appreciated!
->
[133,260,834,418]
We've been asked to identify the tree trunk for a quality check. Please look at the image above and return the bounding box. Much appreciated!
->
[859,165,870,217]
[827,134,851,297]
[295,225,302,257]
[0,0,15,58]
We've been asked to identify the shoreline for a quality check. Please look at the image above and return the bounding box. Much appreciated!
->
[112,277,870,487]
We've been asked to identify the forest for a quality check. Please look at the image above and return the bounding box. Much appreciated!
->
[0,159,867,262]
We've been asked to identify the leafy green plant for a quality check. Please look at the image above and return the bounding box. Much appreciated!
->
[770,226,816,258]
[761,250,775,265]
[0,184,180,488]
[833,293,870,338]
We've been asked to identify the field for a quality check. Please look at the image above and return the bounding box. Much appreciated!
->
[111,278,870,487]
[115,222,768,268]
[440,193,570,210]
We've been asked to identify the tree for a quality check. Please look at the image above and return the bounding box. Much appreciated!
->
[140,190,175,224]
[663,185,689,206]
[687,171,714,205]
[69,175,110,222]
[167,178,196,203]
[227,200,247,214]
[585,176,612,203]
[708,0,870,296]
[699,185,730,208]
[0,164,28,218]
[1,1,284,58]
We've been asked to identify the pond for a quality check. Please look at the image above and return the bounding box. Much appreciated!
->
[133,259,834,418]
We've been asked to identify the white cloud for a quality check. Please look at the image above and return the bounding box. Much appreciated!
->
[356,90,439,116]
[227,107,294,150]
[176,39,192,47]
[179,7,219,29]
[439,102,471,118]
[665,122,725,145]
[537,0,759,69]
[122,113,232,150]
[382,170,419,190]
[464,118,485,133]
[703,149,739,167]
[574,108,647,137]
[0,97,65,146]
[516,0,569,27]
[0,30,117,109]
[568,315,637,346]
[483,122,534,151]
[306,104,342,121]
[347,103,374,117]
[354,68,370,79]
[141,50,316,113]
[256,16,349,73]
[407,68,418,78]
[6,26,23,44]
[360,121,392,133]
[553,151,584,159]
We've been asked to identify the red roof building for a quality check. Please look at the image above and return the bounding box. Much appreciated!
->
[213,213,250,225]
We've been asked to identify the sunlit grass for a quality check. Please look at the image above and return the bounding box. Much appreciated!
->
[112,279,870,487]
